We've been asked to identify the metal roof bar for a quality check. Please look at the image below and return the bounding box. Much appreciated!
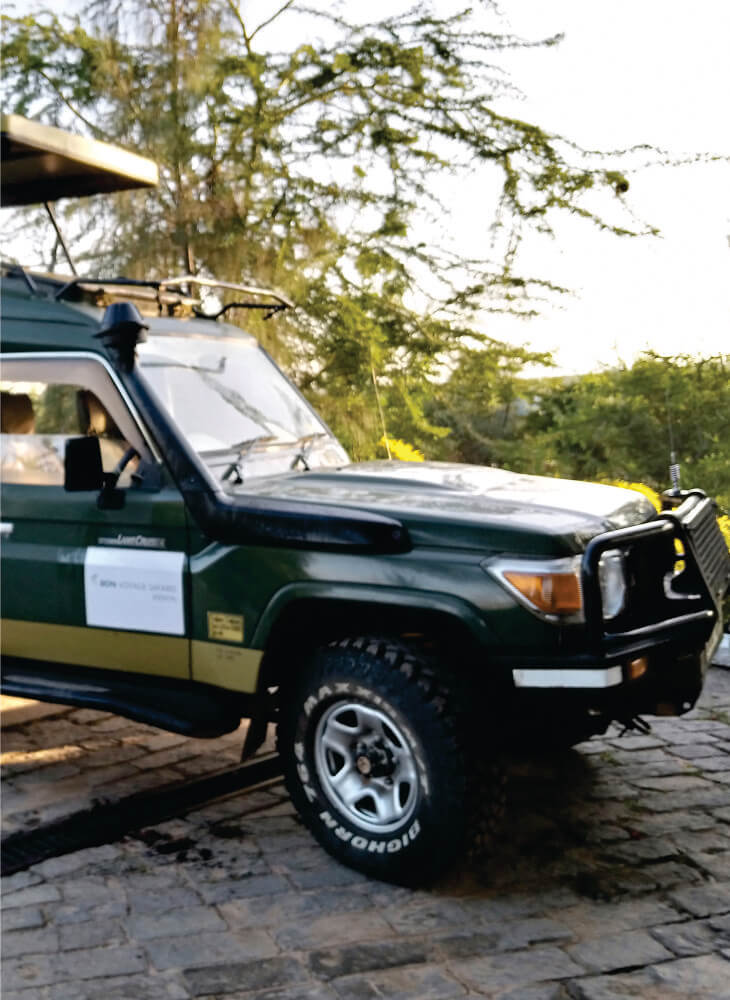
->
[158,275,294,309]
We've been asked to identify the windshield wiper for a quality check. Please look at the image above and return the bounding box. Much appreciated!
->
[220,435,277,484]
[290,433,329,471]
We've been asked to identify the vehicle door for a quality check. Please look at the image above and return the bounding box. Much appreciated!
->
[0,352,190,679]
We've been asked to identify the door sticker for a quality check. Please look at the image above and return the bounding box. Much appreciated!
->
[207,611,244,643]
[84,547,185,636]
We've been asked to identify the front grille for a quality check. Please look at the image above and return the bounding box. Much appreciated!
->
[681,498,730,600]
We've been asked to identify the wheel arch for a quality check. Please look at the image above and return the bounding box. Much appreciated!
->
[253,583,493,691]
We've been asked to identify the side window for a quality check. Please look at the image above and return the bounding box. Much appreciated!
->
[1,359,151,488]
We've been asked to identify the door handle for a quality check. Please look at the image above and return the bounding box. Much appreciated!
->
[0,523,14,537]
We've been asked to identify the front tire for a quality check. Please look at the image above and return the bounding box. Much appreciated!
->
[277,636,501,885]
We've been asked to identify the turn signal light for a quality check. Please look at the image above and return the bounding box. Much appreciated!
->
[503,571,583,615]
[627,656,648,680]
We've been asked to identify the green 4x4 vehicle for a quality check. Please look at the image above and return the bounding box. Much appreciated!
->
[1,116,728,884]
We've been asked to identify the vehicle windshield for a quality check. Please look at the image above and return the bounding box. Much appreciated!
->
[138,335,348,481]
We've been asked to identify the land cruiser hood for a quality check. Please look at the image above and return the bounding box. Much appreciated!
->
[231,461,656,555]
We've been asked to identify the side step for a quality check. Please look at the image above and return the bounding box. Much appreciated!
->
[0,658,251,737]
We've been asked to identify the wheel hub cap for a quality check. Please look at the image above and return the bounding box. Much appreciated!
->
[314,700,419,834]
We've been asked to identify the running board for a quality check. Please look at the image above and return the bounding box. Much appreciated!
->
[1,658,250,738]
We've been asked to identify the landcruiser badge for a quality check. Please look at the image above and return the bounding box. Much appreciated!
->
[98,533,166,549]
[207,612,244,643]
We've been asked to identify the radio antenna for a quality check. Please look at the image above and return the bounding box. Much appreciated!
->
[665,384,681,496]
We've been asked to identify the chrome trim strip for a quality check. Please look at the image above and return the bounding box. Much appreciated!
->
[513,667,623,689]
[0,350,161,461]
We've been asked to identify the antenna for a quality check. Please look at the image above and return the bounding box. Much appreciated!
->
[664,384,681,496]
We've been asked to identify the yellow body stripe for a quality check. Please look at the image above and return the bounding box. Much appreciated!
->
[1,618,188,677]
[1,618,263,693]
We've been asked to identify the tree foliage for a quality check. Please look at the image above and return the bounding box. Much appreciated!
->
[4,0,649,455]
[437,352,729,511]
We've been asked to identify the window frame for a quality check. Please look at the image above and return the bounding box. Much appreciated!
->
[1,351,161,488]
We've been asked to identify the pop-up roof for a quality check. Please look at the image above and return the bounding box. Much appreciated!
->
[1,113,158,206]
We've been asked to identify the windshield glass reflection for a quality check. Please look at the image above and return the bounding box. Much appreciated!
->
[138,335,348,480]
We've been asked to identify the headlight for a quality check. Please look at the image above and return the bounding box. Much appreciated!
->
[485,556,583,621]
[598,548,626,620]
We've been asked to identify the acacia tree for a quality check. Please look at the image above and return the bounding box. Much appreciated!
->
[3,0,646,455]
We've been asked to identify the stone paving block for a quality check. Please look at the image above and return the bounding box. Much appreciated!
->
[47,972,190,1000]
[651,917,730,957]
[35,844,123,879]
[2,927,59,958]
[184,956,307,996]
[275,910,392,951]
[58,918,126,952]
[380,897,475,935]
[639,787,730,813]
[52,896,128,926]
[647,952,730,996]
[643,860,707,890]
[1,870,43,893]
[59,876,125,907]
[286,862,370,891]
[68,708,111,724]
[567,970,654,1000]
[606,735,666,751]
[242,988,338,1000]
[669,882,730,917]
[3,946,147,991]
[668,743,726,759]
[602,837,681,864]
[308,937,431,980]
[145,929,277,971]
[1,907,45,932]
[126,905,226,941]
[127,886,201,915]
[219,887,370,932]
[332,963,466,999]
[557,898,681,938]
[197,874,289,905]
[566,929,673,973]
[2,990,52,1000]
[84,763,140,787]
[1,883,61,909]
[696,756,730,773]
[436,917,574,959]
[2,954,59,991]
[631,774,721,793]
[451,946,585,992]
[56,944,148,981]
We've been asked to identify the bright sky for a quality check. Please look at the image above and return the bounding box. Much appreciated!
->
[12,0,730,375]
[459,0,730,373]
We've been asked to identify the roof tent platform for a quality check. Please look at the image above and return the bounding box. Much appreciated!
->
[1,114,158,206]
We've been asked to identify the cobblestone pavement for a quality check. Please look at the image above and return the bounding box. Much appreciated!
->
[2,669,729,1000]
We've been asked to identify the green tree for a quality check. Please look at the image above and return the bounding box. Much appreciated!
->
[3,1,645,456]
[507,353,730,510]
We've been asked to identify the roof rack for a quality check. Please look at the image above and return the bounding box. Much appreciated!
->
[52,274,294,319]
[159,275,294,310]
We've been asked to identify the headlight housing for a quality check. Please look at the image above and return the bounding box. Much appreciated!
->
[485,555,584,622]
[597,548,627,620]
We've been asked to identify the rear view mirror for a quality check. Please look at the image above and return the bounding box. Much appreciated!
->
[64,436,104,491]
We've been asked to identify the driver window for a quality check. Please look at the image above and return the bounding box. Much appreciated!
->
[1,379,138,487]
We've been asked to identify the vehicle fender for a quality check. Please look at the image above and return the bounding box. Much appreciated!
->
[250,580,494,651]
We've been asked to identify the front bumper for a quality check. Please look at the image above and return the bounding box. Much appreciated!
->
[508,492,729,719]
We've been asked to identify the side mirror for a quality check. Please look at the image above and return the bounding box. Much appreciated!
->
[64,436,104,491]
